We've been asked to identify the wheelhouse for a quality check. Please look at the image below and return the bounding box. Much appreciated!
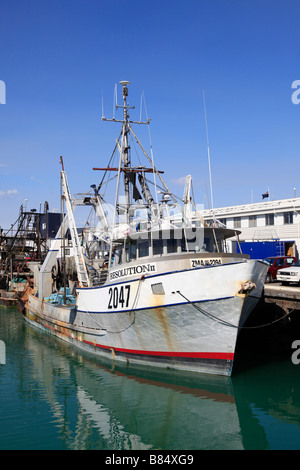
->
[111,227,239,267]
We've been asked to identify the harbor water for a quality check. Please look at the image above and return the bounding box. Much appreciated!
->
[1,306,300,451]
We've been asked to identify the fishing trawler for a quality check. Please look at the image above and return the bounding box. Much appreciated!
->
[21,82,268,376]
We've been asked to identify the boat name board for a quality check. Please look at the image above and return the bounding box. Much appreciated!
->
[109,263,157,280]
[190,258,222,268]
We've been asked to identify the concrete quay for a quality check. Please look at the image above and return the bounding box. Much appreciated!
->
[264,283,300,313]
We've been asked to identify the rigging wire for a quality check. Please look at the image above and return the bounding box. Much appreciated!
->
[97,130,122,192]
[143,175,184,203]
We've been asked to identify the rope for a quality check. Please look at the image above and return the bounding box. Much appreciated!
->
[174,290,294,330]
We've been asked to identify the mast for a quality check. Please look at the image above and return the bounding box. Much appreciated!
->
[120,81,130,223]
[101,81,151,226]
[99,81,188,240]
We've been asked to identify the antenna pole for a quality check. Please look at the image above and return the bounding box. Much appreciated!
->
[203,91,214,214]
[120,81,130,223]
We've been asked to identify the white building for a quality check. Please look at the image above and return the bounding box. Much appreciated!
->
[201,198,300,258]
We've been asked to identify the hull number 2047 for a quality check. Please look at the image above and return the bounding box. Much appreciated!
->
[108,285,131,309]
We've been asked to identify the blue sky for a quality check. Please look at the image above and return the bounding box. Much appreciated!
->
[0,0,299,229]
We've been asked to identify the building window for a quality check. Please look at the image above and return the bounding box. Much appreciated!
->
[265,213,274,226]
[218,218,226,227]
[233,217,241,228]
[284,212,293,224]
[249,215,257,227]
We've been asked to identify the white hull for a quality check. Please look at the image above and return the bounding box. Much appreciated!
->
[24,259,267,376]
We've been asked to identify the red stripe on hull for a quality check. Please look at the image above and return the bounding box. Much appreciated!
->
[83,338,234,361]
[40,320,234,362]
[27,315,234,374]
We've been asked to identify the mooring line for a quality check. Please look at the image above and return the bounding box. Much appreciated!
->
[174,290,294,330]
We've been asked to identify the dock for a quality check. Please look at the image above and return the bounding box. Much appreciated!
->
[264,283,300,313]
[234,283,300,357]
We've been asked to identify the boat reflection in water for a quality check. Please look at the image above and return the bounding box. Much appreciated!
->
[16,312,300,450]
[23,322,239,450]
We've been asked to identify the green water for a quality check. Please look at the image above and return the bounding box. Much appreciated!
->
[1,306,300,451]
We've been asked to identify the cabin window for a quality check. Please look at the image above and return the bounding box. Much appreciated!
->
[138,241,149,258]
[130,242,137,261]
[186,231,198,252]
[114,247,123,265]
[179,234,225,253]
[201,238,211,252]
[181,238,187,252]
[209,238,218,252]
[126,241,137,262]
[217,239,225,253]
[153,239,163,255]
[186,239,199,253]
[181,236,207,253]
[167,239,177,253]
